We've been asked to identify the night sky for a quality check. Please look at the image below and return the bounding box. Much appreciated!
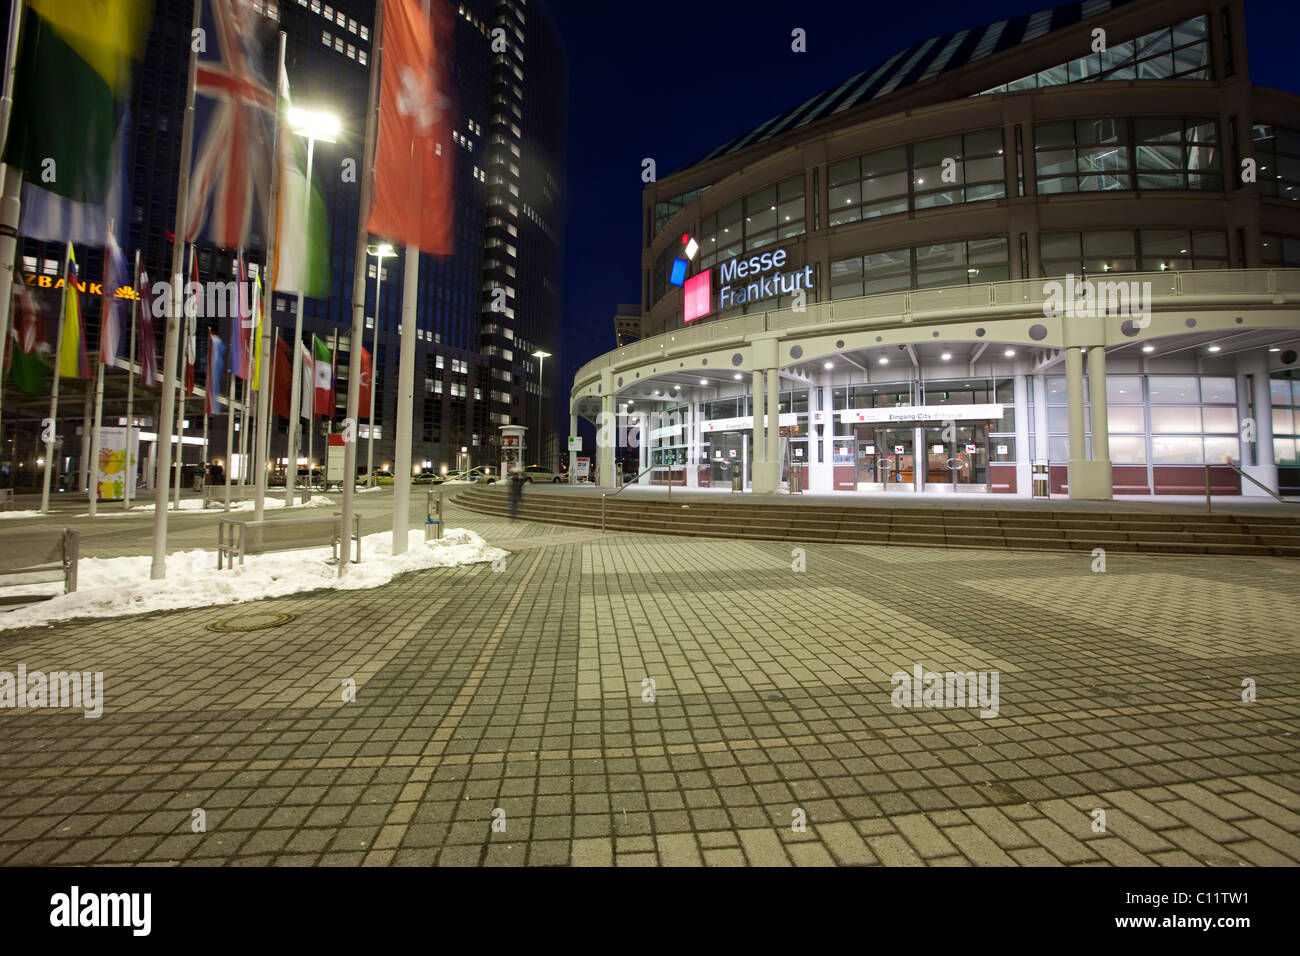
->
[550,0,1300,418]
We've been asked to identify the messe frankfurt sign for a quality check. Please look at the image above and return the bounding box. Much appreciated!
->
[685,248,814,322]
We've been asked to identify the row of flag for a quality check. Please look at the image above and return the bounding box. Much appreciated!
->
[5,243,372,422]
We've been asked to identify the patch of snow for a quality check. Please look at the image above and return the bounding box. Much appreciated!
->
[0,529,506,631]
[0,510,45,519]
[77,494,335,517]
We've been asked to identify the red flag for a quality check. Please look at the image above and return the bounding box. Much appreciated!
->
[137,263,160,388]
[366,0,455,255]
[358,345,372,419]
[272,334,291,419]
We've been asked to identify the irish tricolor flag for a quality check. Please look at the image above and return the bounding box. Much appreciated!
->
[273,69,330,300]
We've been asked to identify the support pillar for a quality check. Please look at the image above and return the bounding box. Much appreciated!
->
[1243,353,1277,495]
[1013,372,1031,495]
[1067,346,1112,500]
[568,411,577,483]
[597,372,615,490]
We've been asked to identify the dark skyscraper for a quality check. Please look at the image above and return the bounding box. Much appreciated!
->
[4,0,566,483]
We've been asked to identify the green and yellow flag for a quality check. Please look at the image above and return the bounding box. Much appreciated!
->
[2,0,152,204]
[58,244,91,379]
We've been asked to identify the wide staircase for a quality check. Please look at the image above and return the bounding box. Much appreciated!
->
[453,487,1300,558]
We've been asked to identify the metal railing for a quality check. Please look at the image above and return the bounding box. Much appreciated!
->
[574,268,1300,391]
[601,465,670,531]
[1204,463,1300,513]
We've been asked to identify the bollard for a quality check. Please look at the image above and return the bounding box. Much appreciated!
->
[425,489,443,541]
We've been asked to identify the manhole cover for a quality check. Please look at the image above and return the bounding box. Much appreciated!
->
[206,611,297,633]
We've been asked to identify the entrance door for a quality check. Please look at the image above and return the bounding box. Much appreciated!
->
[878,427,915,490]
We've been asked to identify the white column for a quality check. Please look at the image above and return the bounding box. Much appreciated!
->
[568,412,577,483]
[637,411,649,483]
[765,367,779,476]
[751,370,765,463]
[1013,372,1031,496]
[1244,353,1277,495]
[686,401,699,488]
[1066,347,1086,466]
[597,387,615,490]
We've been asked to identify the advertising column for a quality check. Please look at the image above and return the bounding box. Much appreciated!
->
[499,424,526,480]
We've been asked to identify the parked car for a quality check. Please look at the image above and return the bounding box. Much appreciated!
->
[295,467,324,489]
[361,469,394,486]
[413,471,442,484]
[520,464,564,483]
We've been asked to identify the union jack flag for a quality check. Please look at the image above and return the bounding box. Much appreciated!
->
[184,0,276,249]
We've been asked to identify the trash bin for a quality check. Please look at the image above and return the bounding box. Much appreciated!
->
[1032,461,1049,498]
[731,468,743,493]
[789,463,803,494]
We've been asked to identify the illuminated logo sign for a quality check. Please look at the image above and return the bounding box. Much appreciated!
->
[683,271,711,322]
[20,273,138,300]
[718,248,812,309]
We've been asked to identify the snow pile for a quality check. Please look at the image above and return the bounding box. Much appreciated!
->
[0,510,45,520]
[77,494,335,517]
[0,528,506,631]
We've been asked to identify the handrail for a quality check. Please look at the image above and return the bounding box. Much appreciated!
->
[1205,462,1300,513]
[573,267,1300,390]
[601,465,670,531]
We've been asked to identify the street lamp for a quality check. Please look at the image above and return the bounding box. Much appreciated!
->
[533,350,551,468]
[365,241,395,486]
[283,106,338,506]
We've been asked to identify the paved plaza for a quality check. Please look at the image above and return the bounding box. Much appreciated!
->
[0,490,1298,866]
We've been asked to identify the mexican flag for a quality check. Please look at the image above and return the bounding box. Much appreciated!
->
[2,0,150,205]
[273,69,330,299]
[312,335,332,418]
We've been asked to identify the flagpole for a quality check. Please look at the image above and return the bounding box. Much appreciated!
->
[285,129,316,509]
[366,250,384,486]
[88,348,105,516]
[339,0,385,577]
[392,0,432,556]
[224,355,234,510]
[201,407,209,497]
[150,0,202,578]
[173,242,190,511]
[124,249,139,510]
[253,35,285,520]
[39,244,72,514]
[0,0,27,448]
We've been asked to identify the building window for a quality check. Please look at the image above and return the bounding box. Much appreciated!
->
[979,14,1211,94]
[1035,116,1220,194]
[831,237,1009,299]
[1039,229,1227,275]
[1252,125,1300,200]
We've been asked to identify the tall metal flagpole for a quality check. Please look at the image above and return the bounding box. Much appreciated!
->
[87,337,105,516]
[366,248,384,485]
[0,0,27,446]
[173,244,192,511]
[39,244,72,513]
[151,0,203,578]
[285,128,316,507]
[253,32,286,521]
[339,0,385,577]
[224,338,234,510]
[123,249,139,510]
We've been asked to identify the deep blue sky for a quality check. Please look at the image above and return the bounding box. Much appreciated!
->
[549,0,1300,415]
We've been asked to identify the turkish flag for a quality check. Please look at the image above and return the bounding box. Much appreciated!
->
[359,345,373,420]
[366,0,455,255]
[272,334,291,419]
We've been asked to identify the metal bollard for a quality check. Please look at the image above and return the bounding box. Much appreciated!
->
[425,490,443,541]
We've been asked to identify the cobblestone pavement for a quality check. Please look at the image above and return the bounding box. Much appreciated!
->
[0,497,1297,867]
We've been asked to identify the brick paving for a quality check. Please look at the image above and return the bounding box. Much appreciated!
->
[0,492,1297,866]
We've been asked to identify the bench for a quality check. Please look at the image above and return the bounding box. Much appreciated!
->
[217,513,361,569]
[0,489,13,511]
[0,528,79,605]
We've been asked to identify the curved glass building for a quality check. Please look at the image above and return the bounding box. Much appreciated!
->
[571,0,1300,500]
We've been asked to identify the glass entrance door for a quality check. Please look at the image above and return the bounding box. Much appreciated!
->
[878,428,915,490]
[920,423,991,490]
